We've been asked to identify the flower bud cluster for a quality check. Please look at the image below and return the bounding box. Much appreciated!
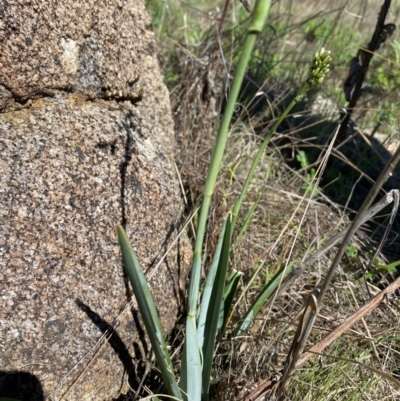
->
[307,48,332,86]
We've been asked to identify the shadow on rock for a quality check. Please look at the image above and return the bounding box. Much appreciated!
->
[0,371,44,401]
[75,299,138,389]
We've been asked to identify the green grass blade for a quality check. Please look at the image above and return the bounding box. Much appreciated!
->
[231,85,309,230]
[197,216,229,349]
[117,226,182,400]
[201,215,233,401]
[234,262,294,337]
[233,195,261,249]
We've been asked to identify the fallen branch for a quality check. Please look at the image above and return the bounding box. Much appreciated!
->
[242,276,400,400]
[296,275,400,368]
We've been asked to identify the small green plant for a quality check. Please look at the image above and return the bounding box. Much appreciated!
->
[346,244,400,280]
[117,3,332,399]
[363,255,400,280]
[346,243,358,259]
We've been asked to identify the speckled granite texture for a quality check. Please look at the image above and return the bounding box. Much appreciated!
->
[0,1,190,400]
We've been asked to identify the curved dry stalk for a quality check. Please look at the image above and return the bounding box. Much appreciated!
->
[266,188,400,305]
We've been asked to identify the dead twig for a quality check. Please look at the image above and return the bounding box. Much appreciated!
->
[337,0,396,143]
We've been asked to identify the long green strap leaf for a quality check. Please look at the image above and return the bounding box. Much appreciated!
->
[233,195,261,249]
[117,226,182,400]
[181,315,202,401]
[201,215,233,401]
[217,271,242,339]
[197,216,229,349]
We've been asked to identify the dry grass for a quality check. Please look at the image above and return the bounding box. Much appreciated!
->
[143,0,400,399]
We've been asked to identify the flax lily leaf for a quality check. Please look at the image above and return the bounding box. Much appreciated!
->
[197,216,229,350]
[117,226,182,400]
[217,271,242,338]
[180,314,202,401]
[201,214,233,401]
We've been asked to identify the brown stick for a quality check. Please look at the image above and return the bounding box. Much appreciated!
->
[242,377,276,401]
[296,275,400,368]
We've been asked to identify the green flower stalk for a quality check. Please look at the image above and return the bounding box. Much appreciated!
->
[231,48,333,328]
[233,47,332,228]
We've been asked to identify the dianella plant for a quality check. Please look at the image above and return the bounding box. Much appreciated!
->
[117,0,332,399]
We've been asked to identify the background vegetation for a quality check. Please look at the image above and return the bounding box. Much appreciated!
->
[129,0,400,399]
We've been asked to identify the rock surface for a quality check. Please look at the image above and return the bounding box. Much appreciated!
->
[0,1,190,400]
